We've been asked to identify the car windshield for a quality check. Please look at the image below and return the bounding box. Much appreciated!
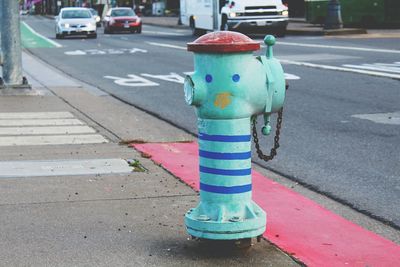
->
[62,10,92,19]
[111,9,135,17]
[89,9,98,16]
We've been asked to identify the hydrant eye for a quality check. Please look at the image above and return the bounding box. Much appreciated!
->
[205,74,213,83]
[232,74,240,82]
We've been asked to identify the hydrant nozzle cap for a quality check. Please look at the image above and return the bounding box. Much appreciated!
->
[187,31,260,53]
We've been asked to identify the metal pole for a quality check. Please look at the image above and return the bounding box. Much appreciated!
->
[1,0,24,86]
[324,0,343,30]
[212,0,218,31]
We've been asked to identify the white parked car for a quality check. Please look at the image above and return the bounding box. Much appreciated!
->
[55,7,97,39]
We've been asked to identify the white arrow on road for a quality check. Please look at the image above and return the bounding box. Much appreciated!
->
[65,50,87,56]
[104,74,159,87]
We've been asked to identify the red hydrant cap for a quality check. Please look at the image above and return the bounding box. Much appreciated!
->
[187,31,260,53]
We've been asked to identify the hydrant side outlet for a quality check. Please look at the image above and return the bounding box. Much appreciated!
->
[184,31,286,240]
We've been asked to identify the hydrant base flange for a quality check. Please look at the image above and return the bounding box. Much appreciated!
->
[185,201,266,240]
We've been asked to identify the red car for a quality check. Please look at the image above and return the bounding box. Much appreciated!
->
[103,7,142,34]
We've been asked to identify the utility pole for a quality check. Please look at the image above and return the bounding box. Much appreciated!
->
[212,0,218,31]
[324,0,343,30]
[1,0,28,88]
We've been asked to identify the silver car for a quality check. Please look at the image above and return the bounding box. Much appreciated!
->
[56,7,97,39]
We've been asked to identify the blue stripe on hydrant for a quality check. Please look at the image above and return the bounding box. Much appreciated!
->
[200,183,252,194]
[199,150,252,160]
[200,166,252,176]
[198,133,251,142]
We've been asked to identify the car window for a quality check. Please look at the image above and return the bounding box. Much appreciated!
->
[111,9,135,17]
[62,10,92,19]
[89,9,98,16]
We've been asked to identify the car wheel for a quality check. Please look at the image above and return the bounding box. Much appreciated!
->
[275,28,286,37]
[56,33,64,39]
[88,33,97,39]
[136,26,142,34]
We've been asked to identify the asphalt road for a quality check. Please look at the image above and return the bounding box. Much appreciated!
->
[22,16,400,228]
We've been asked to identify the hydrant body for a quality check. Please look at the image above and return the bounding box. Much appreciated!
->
[184,32,286,240]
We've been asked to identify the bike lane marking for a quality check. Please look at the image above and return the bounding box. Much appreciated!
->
[132,142,400,267]
[21,21,62,48]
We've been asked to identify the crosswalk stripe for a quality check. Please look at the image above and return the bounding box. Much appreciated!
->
[0,158,131,177]
[0,112,74,119]
[0,118,84,126]
[0,112,108,146]
[0,126,96,136]
[0,134,108,146]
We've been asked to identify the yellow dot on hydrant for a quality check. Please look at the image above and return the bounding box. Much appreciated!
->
[214,92,232,109]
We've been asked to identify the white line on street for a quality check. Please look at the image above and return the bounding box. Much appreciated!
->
[0,134,108,146]
[0,119,84,126]
[0,126,96,136]
[0,111,74,119]
[279,59,400,80]
[22,21,62,48]
[342,64,400,74]
[275,41,400,54]
[144,31,185,36]
[146,42,186,50]
[0,158,131,178]
[147,42,400,79]
[352,111,400,125]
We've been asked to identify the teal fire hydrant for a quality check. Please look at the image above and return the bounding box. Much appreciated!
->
[184,31,286,241]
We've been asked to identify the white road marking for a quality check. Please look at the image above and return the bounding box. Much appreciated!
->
[22,21,62,48]
[104,74,159,87]
[144,31,185,36]
[0,111,74,119]
[0,112,108,146]
[146,42,186,50]
[65,50,87,55]
[277,53,360,62]
[64,48,147,56]
[352,112,400,125]
[141,73,185,84]
[275,41,400,54]
[0,134,108,146]
[284,73,301,80]
[0,119,84,126]
[280,59,400,80]
[145,41,399,79]
[0,126,96,136]
[342,62,400,74]
[0,158,131,178]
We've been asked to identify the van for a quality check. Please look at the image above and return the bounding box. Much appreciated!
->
[180,0,289,36]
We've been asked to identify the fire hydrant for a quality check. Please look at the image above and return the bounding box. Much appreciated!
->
[184,31,286,241]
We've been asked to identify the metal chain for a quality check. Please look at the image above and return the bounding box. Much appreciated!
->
[252,108,284,162]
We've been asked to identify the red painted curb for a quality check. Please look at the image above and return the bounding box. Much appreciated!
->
[133,142,400,266]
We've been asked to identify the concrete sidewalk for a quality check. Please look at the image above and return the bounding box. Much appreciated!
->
[0,52,300,266]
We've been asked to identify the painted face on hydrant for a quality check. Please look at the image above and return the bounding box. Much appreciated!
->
[184,32,269,120]
[184,31,286,122]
